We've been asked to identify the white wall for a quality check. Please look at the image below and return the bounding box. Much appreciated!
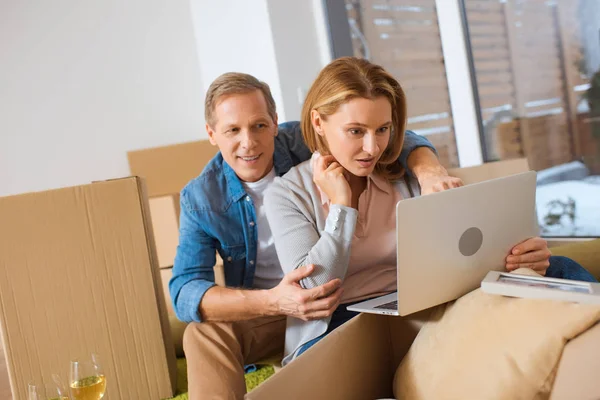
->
[267,0,332,120]
[0,0,206,197]
[0,0,331,197]
[189,0,286,120]
[189,0,332,123]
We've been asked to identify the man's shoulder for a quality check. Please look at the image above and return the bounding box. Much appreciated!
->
[180,154,230,211]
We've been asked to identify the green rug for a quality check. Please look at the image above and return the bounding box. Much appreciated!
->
[165,359,275,399]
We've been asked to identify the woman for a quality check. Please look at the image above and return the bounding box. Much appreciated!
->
[264,57,596,365]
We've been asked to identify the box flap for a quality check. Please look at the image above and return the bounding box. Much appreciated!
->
[448,158,530,185]
[0,177,175,399]
[247,314,393,400]
[127,140,218,197]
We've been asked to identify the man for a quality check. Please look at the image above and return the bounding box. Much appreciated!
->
[170,72,462,399]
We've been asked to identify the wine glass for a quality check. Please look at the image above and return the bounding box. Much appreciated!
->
[69,354,106,400]
[27,375,69,400]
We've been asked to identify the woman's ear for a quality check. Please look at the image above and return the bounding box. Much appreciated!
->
[311,109,325,137]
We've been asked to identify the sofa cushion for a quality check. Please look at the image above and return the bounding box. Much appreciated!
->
[394,268,600,400]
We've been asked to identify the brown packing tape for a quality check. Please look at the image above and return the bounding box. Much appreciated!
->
[127,140,218,198]
[0,177,175,399]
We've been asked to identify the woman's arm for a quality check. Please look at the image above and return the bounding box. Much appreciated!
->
[265,176,357,290]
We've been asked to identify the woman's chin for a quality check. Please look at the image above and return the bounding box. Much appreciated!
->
[347,167,373,177]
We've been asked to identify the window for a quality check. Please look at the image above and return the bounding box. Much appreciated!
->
[464,0,600,237]
[327,0,600,237]
[342,0,460,167]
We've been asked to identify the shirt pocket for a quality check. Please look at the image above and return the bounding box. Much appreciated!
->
[219,244,247,286]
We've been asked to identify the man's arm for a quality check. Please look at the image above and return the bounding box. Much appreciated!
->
[169,189,219,323]
[171,188,343,323]
[199,266,343,322]
[277,122,461,193]
[406,146,463,195]
[276,122,439,170]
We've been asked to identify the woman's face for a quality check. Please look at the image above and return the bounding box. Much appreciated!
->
[313,96,392,177]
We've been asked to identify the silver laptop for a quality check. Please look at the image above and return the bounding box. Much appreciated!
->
[347,171,538,316]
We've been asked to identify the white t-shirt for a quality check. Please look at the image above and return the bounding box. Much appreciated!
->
[242,168,283,289]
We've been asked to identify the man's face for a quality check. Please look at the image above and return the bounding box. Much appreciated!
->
[207,90,278,182]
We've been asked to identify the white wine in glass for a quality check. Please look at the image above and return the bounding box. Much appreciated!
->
[69,354,107,400]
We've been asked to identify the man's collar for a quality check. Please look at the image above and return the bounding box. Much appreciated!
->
[222,160,247,203]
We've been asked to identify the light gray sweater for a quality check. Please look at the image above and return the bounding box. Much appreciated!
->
[264,159,419,365]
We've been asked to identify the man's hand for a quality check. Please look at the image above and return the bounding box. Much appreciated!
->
[506,237,551,275]
[407,147,463,195]
[417,167,463,195]
[268,265,343,321]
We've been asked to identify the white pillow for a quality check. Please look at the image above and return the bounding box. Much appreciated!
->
[394,268,600,400]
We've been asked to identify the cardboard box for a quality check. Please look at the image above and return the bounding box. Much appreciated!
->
[247,313,600,400]
[161,267,176,316]
[127,140,218,197]
[149,194,181,269]
[0,177,176,399]
[448,158,530,185]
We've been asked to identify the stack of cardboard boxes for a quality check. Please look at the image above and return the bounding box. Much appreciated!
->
[127,140,223,318]
[0,139,218,399]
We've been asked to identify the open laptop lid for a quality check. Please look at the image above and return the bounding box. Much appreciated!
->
[395,171,538,316]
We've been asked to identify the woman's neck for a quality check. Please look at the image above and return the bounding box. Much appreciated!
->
[347,173,367,209]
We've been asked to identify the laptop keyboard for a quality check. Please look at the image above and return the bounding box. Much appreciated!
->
[374,300,398,310]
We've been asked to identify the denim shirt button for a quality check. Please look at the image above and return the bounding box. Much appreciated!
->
[249,260,255,265]
[249,221,255,227]
[227,256,233,262]
[245,196,251,202]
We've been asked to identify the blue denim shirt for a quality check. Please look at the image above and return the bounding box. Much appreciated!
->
[170,121,435,323]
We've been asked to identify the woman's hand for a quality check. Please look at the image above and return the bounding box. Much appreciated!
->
[313,154,352,207]
[505,237,551,275]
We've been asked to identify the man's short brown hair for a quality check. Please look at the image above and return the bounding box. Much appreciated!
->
[204,72,277,128]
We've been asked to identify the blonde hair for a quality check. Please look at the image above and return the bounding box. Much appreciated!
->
[301,57,407,180]
[205,72,277,127]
